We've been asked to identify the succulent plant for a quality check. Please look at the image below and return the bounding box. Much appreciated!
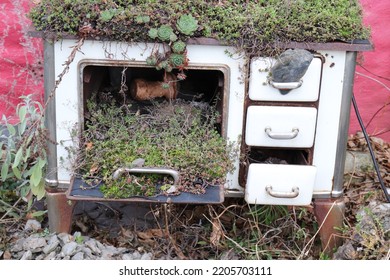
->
[169,33,178,42]
[156,60,170,71]
[161,83,170,89]
[176,14,198,36]
[170,53,186,67]
[146,55,158,66]
[148,28,158,39]
[177,72,187,81]
[100,9,117,22]
[171,40,186,54]
[157,25,175,42]
[164,64,173,72]
[135,15,150,24]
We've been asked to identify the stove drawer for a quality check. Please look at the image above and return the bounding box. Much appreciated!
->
[248,57,322,102]
[245,106,317,148]
[245,164,316,205]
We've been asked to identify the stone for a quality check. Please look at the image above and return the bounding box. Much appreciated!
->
[333,242,358,260]
[85,239,101,255]
[42,238,60,255]
[24,219,42,232]
[47,234,60,245]
[131,251,142,260]
[0,250,3,258]
[22,236,47,253]
[370,202,390,232]
[71,252,85,260]
[44,251,57,260]
[122,253,134,260]
[270,49,313,94]
[20,250,33,260]
[96,240,106,251]
[140,252,153,260]
[81,247,94,259]
[344,151,374,174]
[2,250,11,260]
[35,254,45,260]
[58,232,72,245]
[61,241,78,257]
[100,245,118,259]
[10,238,25,252]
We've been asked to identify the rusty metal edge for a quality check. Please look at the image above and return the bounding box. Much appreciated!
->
[28,28,373,52]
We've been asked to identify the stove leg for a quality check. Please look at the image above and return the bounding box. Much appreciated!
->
[45,189,76,233]
[313,197,345,256]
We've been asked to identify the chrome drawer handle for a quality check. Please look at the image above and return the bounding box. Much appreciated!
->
[265,186,299,198]
[269,80,303,90]
[112,167,180,186]
[265,127,299,139]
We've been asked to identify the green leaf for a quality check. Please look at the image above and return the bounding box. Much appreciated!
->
[30,163,42,187]
[12,148,23,169]
[6,124,16,136]
[38,157,47,169]
[12,166,22,180]
[23,147,31,162]
[1,162,9,181]
[31,210,48,217]
[18,106,27,122]
[19,119,27,136]
[31,179,45,201]
[19,182,30,198]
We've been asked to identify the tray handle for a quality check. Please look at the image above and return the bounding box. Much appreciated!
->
[112,167,180,186]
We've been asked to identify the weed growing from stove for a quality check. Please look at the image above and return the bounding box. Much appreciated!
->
[76,98,238,198]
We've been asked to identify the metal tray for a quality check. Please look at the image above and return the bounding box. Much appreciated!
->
[66,176,224,204]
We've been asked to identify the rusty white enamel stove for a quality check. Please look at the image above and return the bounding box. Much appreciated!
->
[38,35,371,252]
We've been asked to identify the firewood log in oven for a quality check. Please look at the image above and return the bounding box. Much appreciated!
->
[130,73,178,101]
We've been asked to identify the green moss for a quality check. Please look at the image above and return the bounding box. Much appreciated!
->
[30,0,370,56]
[80,99,238,198]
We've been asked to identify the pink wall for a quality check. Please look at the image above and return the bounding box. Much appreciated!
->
[350,0,390,141]
[0,1,389,141]
[0,0,43,121]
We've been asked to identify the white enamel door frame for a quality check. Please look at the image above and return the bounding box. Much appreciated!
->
[53,39,246,191]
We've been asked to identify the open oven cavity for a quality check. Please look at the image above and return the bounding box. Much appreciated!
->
[67,63,231,203]
[81,64,227,136]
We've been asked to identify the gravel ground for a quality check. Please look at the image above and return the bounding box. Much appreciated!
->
[1,219,159,260]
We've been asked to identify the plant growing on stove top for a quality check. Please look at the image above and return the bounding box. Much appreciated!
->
[29,0,370,74]
[144,14,196,79]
